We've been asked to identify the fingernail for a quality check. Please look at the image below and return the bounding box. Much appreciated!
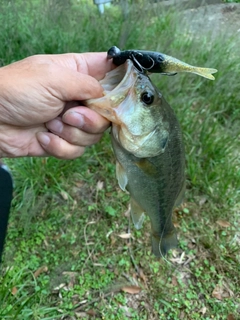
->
[67,111,85,128]
[47,119,63,133]
[38,133,50,147]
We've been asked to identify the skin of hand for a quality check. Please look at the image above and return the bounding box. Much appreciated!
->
[0,53,113,159]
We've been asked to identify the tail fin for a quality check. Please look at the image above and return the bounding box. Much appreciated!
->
[190,67,218,80]
[151,230,178,257]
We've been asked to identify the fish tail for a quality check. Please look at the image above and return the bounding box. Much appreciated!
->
[188,67,218,80]
[151,230,178,257]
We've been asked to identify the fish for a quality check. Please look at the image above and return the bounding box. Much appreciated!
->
[107,46,218,80]
[85,60,185,257]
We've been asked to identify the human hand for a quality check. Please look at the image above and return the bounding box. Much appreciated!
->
[0,53,113,159]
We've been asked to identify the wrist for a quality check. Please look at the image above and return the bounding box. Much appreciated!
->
[0,124,25,158]
[0,125,11,158]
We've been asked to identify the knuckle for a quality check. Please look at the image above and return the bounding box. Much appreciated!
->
[55,145,85,160]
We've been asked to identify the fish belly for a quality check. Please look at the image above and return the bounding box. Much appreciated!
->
[111,130,184,257]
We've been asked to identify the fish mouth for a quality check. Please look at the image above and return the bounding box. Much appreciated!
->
[100,59,137,93]
[85,60,139,124]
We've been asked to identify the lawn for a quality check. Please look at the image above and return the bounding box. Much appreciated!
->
[0,1,239,319]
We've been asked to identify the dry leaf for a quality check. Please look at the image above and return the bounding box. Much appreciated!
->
[118,233,131,239]
[199,196,207,206]
[75,311,88,318]
[71,200,77,210]
[62,271,78,289]
[173,222,180,228]
[110,234,116,246]
[212,284,223,300]
[74,181,84,188]
[96,181,104,190]
[199,306,207,315]
[60,191,68,200]
[227,314,235,320]
[123,206,131,218]
[43,239,49,247]
[171,276,178,286]
[121,285,141,294]
[62,271,78,277]
[223,281,234,297]
[41,158,46,164]
[33,265,48,278]
[216,220,231,228]
[139,268,147,285]
[53,283,66,291]
[86,309,97,316]
[187,241,195,249]
[169,252,185,264]
[11,287,18,295]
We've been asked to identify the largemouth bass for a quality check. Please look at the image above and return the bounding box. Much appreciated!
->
[85,60,185,257]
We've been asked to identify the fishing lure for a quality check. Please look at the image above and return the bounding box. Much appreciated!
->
[107,46,217,80]
[107,46,177,75]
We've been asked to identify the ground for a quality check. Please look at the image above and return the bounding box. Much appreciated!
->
[180,1,240,43]
[0,1,239,319]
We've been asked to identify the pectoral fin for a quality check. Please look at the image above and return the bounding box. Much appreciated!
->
[134,158,157,177]
[130,197,145,230]
[116,161,128,191]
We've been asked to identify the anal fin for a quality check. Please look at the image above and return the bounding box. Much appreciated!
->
[130,197,145,230]
[116,161,128,191]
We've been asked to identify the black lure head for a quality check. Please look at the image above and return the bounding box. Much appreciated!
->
[107,46,177,76]
[107,46,121,59]
[107,46,155,72]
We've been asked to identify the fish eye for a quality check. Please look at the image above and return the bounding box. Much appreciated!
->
[141,92,154,105]
[157,54,165,63]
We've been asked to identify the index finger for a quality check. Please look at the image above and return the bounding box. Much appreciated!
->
[75,52,116,80]
[39,52,115,80]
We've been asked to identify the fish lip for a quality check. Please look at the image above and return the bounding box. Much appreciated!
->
[119,59,135,83]
[101,59,138,97]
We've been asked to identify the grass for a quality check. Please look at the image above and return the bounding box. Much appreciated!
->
[0,0,239,319]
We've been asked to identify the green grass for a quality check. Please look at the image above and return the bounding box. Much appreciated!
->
[0,1,240,319]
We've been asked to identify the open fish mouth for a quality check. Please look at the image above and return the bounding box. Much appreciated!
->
[85,60,140,124]
[100,59,136,94]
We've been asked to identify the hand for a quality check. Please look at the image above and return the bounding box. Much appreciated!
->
[0,53,113,159]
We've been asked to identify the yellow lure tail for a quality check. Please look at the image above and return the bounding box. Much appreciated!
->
[184,66,218,80]
[162,54,218,80]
